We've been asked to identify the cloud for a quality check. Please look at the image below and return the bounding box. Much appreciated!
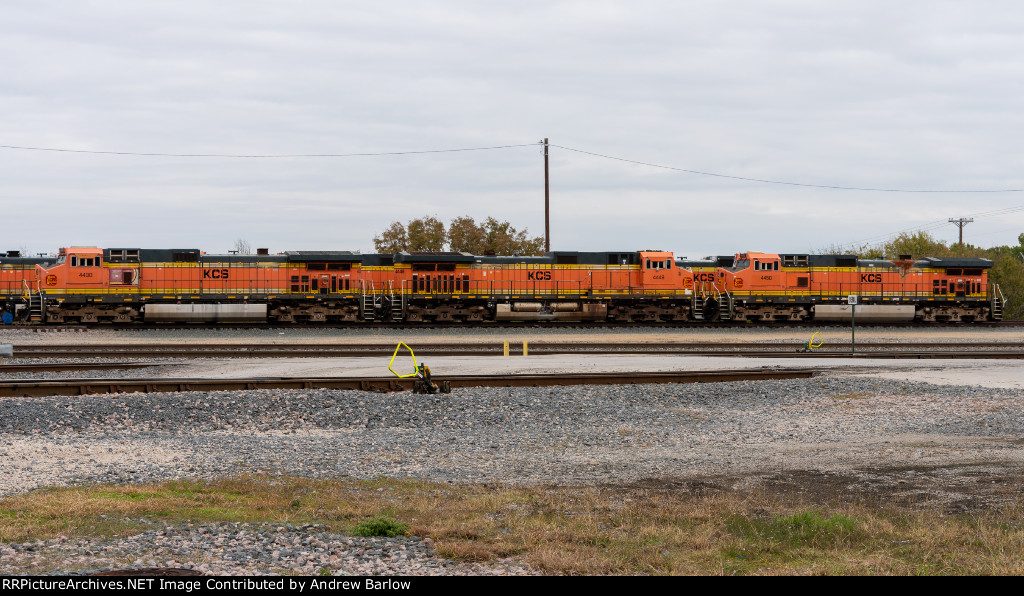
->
[2,1,1024,255]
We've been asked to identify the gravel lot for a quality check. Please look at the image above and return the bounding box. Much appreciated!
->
[2,325,1023,574]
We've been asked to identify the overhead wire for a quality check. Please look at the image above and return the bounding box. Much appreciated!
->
[5,139,1024,193]
[844,204,1024,248]
[0,143,540,158]
[549,143,1024,193]
[8,137,1024,247]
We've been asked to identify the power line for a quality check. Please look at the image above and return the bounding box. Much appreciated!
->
[6,138,1024,194]
[550,143,1024,193]
[846,204,1024,248]
[949,217,974,246]
[0,143,540,158]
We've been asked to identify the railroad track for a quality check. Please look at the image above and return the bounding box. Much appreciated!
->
[0,369,817,398]
[7,342,1024,359]
[12,320,1024,331]
[0,362,177,373]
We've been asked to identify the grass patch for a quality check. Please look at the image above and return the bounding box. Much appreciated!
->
[0,476,1023,574]
[353,514,410,537]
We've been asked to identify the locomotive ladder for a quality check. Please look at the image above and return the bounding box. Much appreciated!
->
[388,281,405,321]
[991,283,1005,320]
[361,281,377,321]
[28,292,44,323]
[691,286,705,320]
[716,287,733,321]
[22,281,44,323]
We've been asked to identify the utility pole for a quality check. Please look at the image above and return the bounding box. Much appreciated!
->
[543,138,550,253]
[949,217,974,246]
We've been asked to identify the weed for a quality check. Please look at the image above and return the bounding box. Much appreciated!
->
[352,515,409,538]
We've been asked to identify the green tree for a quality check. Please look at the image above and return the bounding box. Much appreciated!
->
[372,215,544,256]
[447,216,486,253]
[988,248,1024,319]
[406,216,446,252]
[879,231,951,260]
[479,217,544,255]
[372,221,408,253]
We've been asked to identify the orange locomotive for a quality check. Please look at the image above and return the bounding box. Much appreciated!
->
[0,246,1003,324]
[709,252,1001,323]
[0,251,57,325]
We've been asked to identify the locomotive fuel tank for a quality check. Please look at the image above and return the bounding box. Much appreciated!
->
[144,303,268,322]
[812,304,915,321]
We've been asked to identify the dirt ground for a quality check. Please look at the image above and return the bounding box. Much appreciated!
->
[622,463,1024,515]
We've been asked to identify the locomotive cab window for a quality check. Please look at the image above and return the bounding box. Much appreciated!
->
[71,256,98,267]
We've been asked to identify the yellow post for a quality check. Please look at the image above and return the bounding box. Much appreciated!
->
[503,341,509,357]
[523,341,528,356]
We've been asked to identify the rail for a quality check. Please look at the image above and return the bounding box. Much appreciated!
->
[0,369,819,398]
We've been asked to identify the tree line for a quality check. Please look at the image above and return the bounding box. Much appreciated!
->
[373,216,545,256]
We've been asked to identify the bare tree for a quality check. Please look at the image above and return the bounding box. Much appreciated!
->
[232,239,253,255]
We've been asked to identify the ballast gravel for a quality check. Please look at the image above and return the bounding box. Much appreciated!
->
[3,522,534,576]
[1,374,1023,574]
[1,376,1021,493]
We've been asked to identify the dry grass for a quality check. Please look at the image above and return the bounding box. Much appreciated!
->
[1,475,1023,575]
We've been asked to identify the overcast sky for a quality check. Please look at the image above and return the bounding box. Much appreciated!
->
[4,1,1024,258]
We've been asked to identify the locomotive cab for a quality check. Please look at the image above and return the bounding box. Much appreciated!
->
[638,250,681,289]
[40,247,108,290]
[718,252,785,293]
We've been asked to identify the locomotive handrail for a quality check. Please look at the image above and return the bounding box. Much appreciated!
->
[994,283,1006,306]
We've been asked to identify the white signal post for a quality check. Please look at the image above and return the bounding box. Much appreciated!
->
[847,295,858,355]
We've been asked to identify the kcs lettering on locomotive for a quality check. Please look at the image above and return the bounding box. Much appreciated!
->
[861,274,882,283]
[694,273,715,282]
[203,269,230,279]
[527,271,551,280]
